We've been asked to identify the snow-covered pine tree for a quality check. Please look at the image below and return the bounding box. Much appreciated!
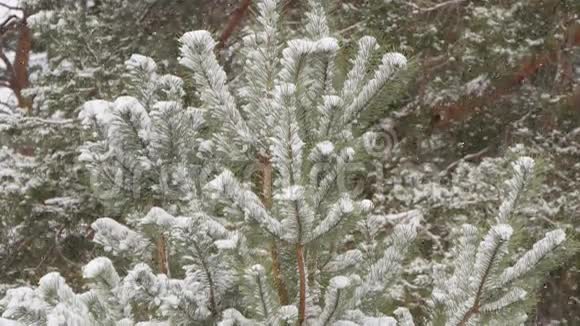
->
[0,0,241,286]
[79,53,210,213]
[427,157,568,325]
[0,0,568,325]
[78,52,212,275]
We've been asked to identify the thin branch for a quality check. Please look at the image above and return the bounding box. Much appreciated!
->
[0,15,19,31]
[0,3,24,11]
[405,0,467,13]
[11,116,77,125]
[0,99,14,111]
[440,146,491,176]
[192,240,219,317]
[337,22,363,35]
[0,48,15,77]
[458,240,502,326]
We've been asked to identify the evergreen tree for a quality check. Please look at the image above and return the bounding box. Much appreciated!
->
[0,1,569,325]
[337,1,580,321]
[0,0,236,285]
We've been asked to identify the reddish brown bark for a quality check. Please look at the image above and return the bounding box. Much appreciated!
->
[12,19,31,111]
[0,16,31,112]
[0,16,33,156]
[270,242,290,304]
[217,0,252,50]
[259,154,290,305]
[431,24,580,130]
[156,235,170,276]
[296,243,307,325]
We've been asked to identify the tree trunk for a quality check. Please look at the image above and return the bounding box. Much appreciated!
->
[11,19,31,112]
[156,234,170,276]
[297,243,307,325]
[259,154,290,305]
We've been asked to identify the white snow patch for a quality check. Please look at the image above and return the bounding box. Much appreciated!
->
[465,74,490,96]
[79,100,114,126]
[82,257,119,287]
[362,316,397,326]
[275,185,304,201]
[339,197,354,214]
[383,52,407,68]
[316,141,334,155]
[316,37,339,53]
[125,54,157,74]
[330,276,351,289]
[214,234,239,250]
[142,207,176,228]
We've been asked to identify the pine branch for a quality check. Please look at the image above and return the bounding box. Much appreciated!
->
[192,240,219,317]
[207,170,284,239]
[457,225,512,326]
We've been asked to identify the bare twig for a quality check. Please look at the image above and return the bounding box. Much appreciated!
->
[0,3,24,11]
[0,15,19,31]
[0,48,15,77]
[18,116,77,125]
[337,21,363,35]
[405,0,467,13]
[0,100,14,111]
[440,146,491,176]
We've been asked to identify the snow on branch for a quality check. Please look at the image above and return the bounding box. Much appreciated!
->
[471,224,513,292]
[394,307,415,326]
[124,54,158,107]
[305,0,330,40]
[480,287,527,313]
[315,276,352,325]
[179,30,254,151]
[342,52,407,127]
[239,0,281,146]
[496,156,534,224]
[241,264,280,322]
[279,39,317,87]
[270,83,304,188]
[206,170,284,239]
[91,217,150,257]
[353,224,417,305]
[498,229,566,287]
[341,36,378,105]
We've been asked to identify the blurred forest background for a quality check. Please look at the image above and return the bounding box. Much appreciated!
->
[0,0,579,324]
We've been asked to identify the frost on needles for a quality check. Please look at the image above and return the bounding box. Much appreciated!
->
[0,0,567,325]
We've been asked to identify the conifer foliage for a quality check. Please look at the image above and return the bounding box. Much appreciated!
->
[0,1,567,325]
